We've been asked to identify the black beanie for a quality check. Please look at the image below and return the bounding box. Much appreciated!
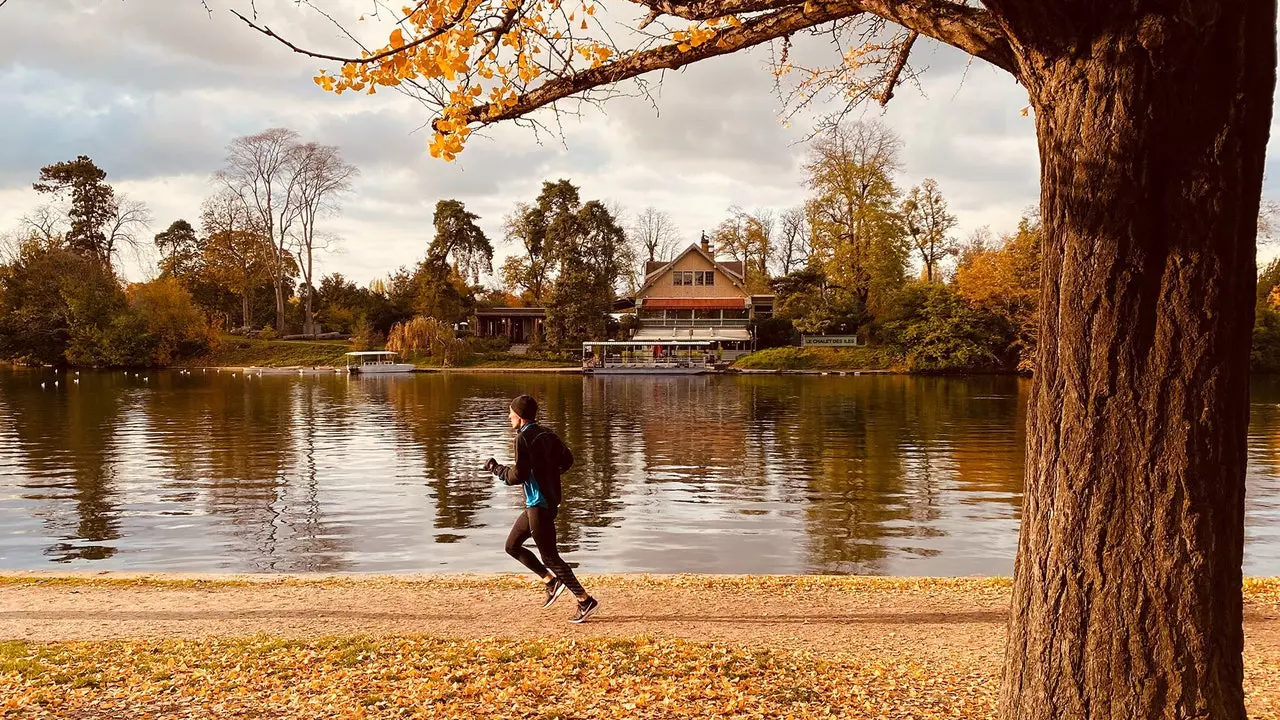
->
[510,394,538,421]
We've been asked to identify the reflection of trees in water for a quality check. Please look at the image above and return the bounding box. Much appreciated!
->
[743,377,910,574]
[943,376,1027,508]
[0,371,125,562]
[373,375,494,533]
[734,375,1026,574]
[558,378,633,553]
[111,372,353,572]
[200,375,298,570]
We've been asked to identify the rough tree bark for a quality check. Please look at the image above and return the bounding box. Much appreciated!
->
[997,2,1275,718]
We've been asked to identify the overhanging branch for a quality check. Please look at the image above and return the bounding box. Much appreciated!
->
[464,0,867,125]
[640,0,1016,73]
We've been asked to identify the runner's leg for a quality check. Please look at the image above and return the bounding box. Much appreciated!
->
[529,507,585,597]
[505,510,551,579]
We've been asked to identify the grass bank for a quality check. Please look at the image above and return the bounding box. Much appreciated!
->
[733,346,903,371]
[180,336,351,369]
[182,337,578,370]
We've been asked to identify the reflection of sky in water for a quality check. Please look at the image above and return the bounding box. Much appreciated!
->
[0,369,1275,575]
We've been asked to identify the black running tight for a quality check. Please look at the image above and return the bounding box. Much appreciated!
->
[505,506,585,597]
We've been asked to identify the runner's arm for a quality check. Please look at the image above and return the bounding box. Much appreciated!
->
[492,436,530,486]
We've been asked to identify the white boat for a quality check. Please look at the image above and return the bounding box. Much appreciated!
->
[344,351,416,374]
[581,340,718,375]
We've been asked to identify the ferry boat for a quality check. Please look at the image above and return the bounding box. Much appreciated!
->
[581,341,719,375]
[344,351,416,374]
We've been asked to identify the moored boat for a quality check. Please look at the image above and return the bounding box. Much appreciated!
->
[345,351,416,374]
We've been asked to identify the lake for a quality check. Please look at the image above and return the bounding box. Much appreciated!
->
[3,369,1280,576]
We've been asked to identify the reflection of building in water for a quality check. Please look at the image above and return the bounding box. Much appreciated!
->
[582,375,767,497]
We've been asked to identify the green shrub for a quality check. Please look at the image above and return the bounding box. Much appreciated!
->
[733,346,899,370]
[883,283,1008,372]
[258,326,278,341]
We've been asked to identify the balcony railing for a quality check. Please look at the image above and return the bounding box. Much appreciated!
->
[640,318,750,328]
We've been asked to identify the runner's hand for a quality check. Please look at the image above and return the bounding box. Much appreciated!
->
[483,457,498,473]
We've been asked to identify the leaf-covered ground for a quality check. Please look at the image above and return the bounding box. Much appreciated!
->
[2,636,997,719]
[1,575,1278,718]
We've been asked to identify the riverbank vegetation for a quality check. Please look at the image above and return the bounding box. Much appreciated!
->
[4,138,1278,375]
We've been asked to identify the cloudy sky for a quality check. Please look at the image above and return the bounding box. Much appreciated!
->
[2,0,1278,285]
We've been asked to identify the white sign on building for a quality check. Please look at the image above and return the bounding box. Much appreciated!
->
[801,335,863,347]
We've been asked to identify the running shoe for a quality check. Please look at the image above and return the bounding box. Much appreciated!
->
[570,596,599,623]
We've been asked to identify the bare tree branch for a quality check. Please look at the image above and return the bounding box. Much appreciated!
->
[230,8,463,65]
[878,30,917,105]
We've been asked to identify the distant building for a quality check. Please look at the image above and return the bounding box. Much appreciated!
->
[632,235,775,356]
[474,307,546,344]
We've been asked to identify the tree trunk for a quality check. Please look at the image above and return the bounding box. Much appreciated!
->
[241,292,251,330]
[274,280,286,334]
[1000,5,1274,719]
[304,249,315,336]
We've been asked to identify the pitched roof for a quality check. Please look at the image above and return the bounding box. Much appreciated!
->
[720,261,744,280]
[644,260,666,278]
[638,243,747,297]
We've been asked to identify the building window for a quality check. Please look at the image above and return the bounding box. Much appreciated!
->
[673,271,695,286]
[702,271,715,286]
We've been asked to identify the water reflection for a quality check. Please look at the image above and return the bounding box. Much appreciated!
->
[0,369,1277,575]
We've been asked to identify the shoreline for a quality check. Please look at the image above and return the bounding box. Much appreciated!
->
[123,365,954,376]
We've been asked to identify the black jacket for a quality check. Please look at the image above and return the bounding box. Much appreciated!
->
[494,423,574,509]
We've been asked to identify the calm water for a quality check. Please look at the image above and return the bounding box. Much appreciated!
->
[3,369,1280,576]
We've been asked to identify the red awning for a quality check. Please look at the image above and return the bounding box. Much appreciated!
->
[641,298,747,310]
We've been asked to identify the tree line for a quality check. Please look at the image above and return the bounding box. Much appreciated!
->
[5,122,1276,373]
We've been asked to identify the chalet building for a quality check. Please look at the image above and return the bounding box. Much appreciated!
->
[474,307,546,344]
[632,235,774,356]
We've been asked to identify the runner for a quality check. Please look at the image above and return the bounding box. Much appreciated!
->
[485,394,599,623]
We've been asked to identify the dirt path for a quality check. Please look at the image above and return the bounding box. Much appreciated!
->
[1,573,1278,668]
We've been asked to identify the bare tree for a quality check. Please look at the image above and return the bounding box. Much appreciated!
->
[218,128,303,332]
[900,178,957,283]
[1260,198,1280,247]
[631,206,680,264]
[103,194,154,271]
[713,206,775,292]
[290,142,358,336]
[774,205,811,276]
[20,203,69,245]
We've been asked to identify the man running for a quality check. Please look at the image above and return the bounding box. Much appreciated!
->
[485,394,599,623]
